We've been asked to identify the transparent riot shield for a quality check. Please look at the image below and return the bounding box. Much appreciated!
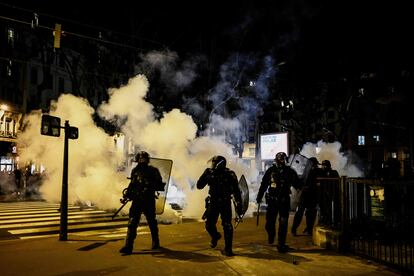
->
[149,157,173,215]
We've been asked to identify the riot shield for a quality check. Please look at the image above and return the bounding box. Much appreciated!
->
[288,153,312,182]
[238,174,249,216]
[287,153,312,210]
[234,174,249,229]
[148,157,173,215]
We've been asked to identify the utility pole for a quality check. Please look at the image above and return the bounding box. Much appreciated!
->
[40,115,78,241]
[59,121,69,241]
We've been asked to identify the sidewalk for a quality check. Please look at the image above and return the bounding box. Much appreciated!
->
[0,216,399,276]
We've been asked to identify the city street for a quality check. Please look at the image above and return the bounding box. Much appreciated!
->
[0,204,398,276]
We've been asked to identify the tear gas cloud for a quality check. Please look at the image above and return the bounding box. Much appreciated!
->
[300,140,364,177]
[18,95,126,209]
[16,50,362,222]
[17,72,259,220]
[136,51,201,93]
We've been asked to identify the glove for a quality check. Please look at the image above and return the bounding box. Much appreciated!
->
[204,168,214,180]
[120,197,129,204]
[236,203,243,217]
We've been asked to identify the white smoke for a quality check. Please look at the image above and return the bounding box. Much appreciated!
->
[137,51,200,92]
[99,75,258,218]
[18,95,126,209]
[17,74,259,221]
[300,140,364,177]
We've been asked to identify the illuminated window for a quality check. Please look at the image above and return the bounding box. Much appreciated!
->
[373,135,380,142]
[7,60,12,77]
[391,152,397,158]
[7,28,15,46]
[358,135,365,145]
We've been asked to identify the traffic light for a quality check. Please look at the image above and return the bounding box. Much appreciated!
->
[68,127,79,140]
[41,114,61,137]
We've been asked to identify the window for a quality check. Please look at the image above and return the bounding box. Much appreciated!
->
[373,135,380,143]
[7,28,15,46]
[358,135,365,146]
[7,60,12,77]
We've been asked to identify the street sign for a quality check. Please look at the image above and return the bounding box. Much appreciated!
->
[41,115,61,137]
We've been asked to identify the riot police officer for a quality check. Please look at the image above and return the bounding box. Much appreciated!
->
[197,155,243,256]
[321,160,339,177]
[256,152,299,253]
[119,151,164,255]
[318,159,339,225]
[291,157,322,236]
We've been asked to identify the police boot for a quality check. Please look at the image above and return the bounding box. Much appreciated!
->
[291,212,302,237]
[276,244,289,253]
[150,229,160,250]
[120,230,136,255]
[210,232,221,248]
[152,236,160,250]
[222,225,234,256]
[149,219,160,249]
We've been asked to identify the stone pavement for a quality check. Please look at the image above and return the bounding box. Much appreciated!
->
[0,216,399,276]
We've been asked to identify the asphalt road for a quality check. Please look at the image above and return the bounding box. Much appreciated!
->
[0,215,399,276]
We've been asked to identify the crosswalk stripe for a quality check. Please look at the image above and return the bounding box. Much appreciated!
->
[0,208,95,216]
[0,213,113,224]
[0,201,129,240]
[9,221,129,234]
[0,210,106,220]
[0,216,127,229]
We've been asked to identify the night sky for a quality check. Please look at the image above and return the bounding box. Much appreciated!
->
[2,0,414,91]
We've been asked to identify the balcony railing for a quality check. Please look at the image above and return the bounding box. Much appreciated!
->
[0,130,17,139]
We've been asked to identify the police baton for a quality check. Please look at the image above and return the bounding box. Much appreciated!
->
[232,198,243,230]
[111,199,129,220]
[112,187,130,220]
[256,203,261,226]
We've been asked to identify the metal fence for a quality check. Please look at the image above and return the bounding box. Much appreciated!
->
[318,177,414,273]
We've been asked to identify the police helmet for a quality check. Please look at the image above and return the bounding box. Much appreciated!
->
[275,152,288,164]
[135,151,150,163]
[211,155,226,170]
[308,157,320,166]
[321,160,331,168]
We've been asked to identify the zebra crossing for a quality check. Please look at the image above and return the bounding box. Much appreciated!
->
[0,201,132,240]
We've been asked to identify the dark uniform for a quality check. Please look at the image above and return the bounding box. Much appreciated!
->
[197,155,243,256]
[256,152,299,253]
[320,160,339,178]
[119,151,164,255]
[318,160,339,225]
[291,157,322,236]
